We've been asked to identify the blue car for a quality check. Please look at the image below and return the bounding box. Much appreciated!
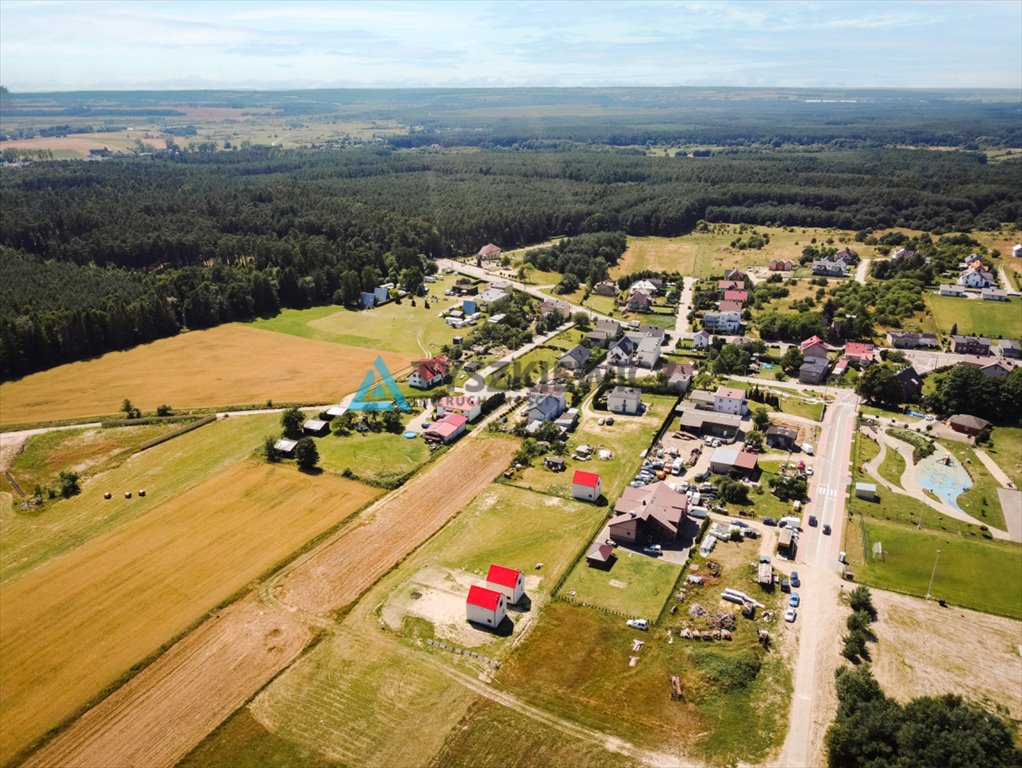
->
[789,592,800,608]
[790,571,801,588]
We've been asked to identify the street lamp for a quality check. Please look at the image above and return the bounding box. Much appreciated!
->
[925,548,941,600]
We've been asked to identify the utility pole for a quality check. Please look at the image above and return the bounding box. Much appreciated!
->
[925,548,941,600]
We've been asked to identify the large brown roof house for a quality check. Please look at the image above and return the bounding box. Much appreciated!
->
[608,482,688,546]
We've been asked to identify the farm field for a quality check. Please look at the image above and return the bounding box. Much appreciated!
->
[0,324,410,426]
[612,226,868,280]
[245,296,460,358]
[0,459,378,767]
[21,433,517,768]
[316,427,432,487]
[1,414,284,582]
[559,549,682,617]
[925,293,1022,337]
[850,517,1022,619]
[869,589,1022,739]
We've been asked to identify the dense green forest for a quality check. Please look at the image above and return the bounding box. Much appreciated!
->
[2,135,1021,379]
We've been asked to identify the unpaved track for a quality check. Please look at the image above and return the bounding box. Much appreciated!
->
[22,435,517,768]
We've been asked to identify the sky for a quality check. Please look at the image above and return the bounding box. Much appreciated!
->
[1,0,1020,92]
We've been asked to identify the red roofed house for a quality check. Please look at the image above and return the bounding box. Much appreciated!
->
[717,300,744,314]
[409,355,451,390]
[723,289,749,304]
[477,243,502,260]
[844,342,878,366]
[486,564,525,604]
[466,585,507,627]
[423,412,468,444]
[800,336,828,359]
[572,470,602,502]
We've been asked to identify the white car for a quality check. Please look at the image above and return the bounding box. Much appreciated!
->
[784,608,797,623]
[627,618,649,631]
[642,544,663,554]
[806,467,814,476]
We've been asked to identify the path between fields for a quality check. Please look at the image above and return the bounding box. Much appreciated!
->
[854,258,870,284]
[22,428,517,768]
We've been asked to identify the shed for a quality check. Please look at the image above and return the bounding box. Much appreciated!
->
[948,414,990,436]
[855,482,877,501]
[326,405,347,419]
[486,564,526,604]
[462,299,478,315]
[303,419,329,437]
[466,585,507,628]
[586,543,616,568]
[273,438,298,457]
[544,456,566,472]
[572,470,602,502]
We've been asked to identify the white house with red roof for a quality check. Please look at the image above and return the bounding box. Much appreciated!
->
[423,412,468,444]
[572,470,602,502]
[799,336,829,359]
[477,243,502,260]
[466,585,506,627]
[723,289,749,305]
[843,342,878,366]
[409,355,450,390]
[436,395,482,422]
[485,564,526,604]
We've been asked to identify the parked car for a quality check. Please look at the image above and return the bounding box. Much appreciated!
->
[784,608,797,623]
[763,517,777,526]
[789,593,800,608]
[806,467,814,476]
[711,438,722,447]
[790,571,801,587]
[780,577,791,592]
[642,544,663,554]
[808,515,818,527]
[759,555,772,564]
[744,529,759,539]
[823,524,832,535]
[626,618,649,631]
[730,520,750,529]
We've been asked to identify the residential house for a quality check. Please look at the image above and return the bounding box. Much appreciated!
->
[485,564,525,605]
[799,356,830,384]
[437,395,482,422]
[709,446,759,477]
[799,335,829,359]
[608,482,688,545]
[423,413,468,444]
[979,360,1015,378]
[844,342,878,366]
[724,268,744,281]
[629,278,661,296]
[717,299,744,314]
[595,317,622,339]
[558,344,591,372]
[834,247,858,264]
[959,267,995,288]
[572,470,602,502]
[676,406,742,439]
[892,248,919,261]
[635,336,662,368]
[702,310,742,333]
[886,331,938,349]
[765,426,798,450]
[948,414,990,436]
[584,329,614,347]
[894,366,923,401]
[995,339,1021,359]
[938,284,966,297]
[769,259,795,271]
[607,336,637,365]
[624,325,666,346]
[524,389,567,423]
[477,243,502,261]
[718,279,746,293]
[713,386,748,416]
[555,407,580,432]
[950,335,991,356]
[544,456,566,472]
[981,287,1008,301]
[466,585,506,627]
[812,258,849,277]
[662,362,695,393]
[409,356,451,389]
[540,298,571,319]
[626,290,652,312]
[593,280,619,296]
[607,386,643,415]
[688,389,716,411]
[302,419,329,437]
[692,329,713,350]
[723,289,749,305]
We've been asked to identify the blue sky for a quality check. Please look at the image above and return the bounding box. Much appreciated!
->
[1,0,1019,91]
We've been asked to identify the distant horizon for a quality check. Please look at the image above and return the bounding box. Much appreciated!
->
[1,0,1019,92]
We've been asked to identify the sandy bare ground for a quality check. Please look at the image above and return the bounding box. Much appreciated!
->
[22,435,516,768]
[870,589,1022,734]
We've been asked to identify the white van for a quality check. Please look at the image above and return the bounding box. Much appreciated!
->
[779,516,802,530]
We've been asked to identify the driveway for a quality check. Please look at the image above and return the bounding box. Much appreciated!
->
[855,258,870,284]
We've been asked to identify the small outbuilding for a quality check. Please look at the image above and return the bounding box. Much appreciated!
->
[466,585,507,628]
[303,419,329,437]
[572,470,602,502]
[948,414,990,436]
[586,543,616,569]
[273,438,298,457]
[486,564,526,605]
[855,482,878,501]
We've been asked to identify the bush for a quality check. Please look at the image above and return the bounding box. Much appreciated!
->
[263,435,279,463]
[692,650,762,692]
[58,470,80,498]
[848,586,877,619]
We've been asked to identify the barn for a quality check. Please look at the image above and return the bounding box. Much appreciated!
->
[302,418,329,437]
[423,413,468,444]
[486,564,526,604]
[572,470,602,502]
[273,438,298,458]
[466,585,507,628]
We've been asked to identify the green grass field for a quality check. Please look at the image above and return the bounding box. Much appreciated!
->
[178,709,340,768]
[937,440,1007,532]
[559,550,681,618]
[853,518,1022,619]
[245,299,459,358]
[984,426,1022,489]
[777,394,825,422]
[876,444,907,488]
[926,294,1022,337]
[0,414,282,583]
[316,428,432,487]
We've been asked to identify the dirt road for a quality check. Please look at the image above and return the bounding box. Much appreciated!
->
[22,435,517,768]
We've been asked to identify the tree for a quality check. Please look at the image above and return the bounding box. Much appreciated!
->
[58,470,80,498]
[281,406,304,439]
[294,437,319,470]
[745,430,765,452]
[856,364,904,409]
[572,311,592,331]
[781,347,804,375]
[848,586,877,619]
[717,477,750,503]
[400,265,424,295]
[156,404,173,416]
[262,435,279,463]
[122,399,135,417]
[752,407,770,431]
[382,410,403,433]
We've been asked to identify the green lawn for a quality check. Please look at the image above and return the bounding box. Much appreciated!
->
[778,395,825,423]
[937,440,1008,532]
[853,518,1022,620]
[926,294,1022,337]
[984,426,1022,489]
[637,310,678,329]
[559,550,682,618]
[876,444,907,488]
[244,300,459,358]
[316,428,432,487]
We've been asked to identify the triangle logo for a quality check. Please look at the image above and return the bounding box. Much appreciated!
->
[349,356,411,412]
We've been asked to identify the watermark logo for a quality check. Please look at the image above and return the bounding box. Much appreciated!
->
[349,356,412,412]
